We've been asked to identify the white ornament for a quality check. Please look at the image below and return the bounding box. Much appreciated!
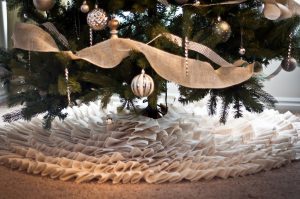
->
[131,70,155,97]
[87,5,108,31]
[239,47,246,55]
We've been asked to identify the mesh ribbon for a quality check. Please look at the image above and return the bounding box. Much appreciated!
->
[12,23,255,89]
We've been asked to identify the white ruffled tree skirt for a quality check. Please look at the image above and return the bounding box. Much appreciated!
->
[0,102,300,184]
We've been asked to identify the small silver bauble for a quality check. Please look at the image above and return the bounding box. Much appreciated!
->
[213,18,232,42]
[281,57,297,72]
[23,13,28,19]
[131,69,155,98]
[239,47,246,55]
[87,5,108,31]
[80,1,90,13]
[33,0,56,11]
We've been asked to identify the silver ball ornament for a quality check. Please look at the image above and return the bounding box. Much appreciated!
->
[239,47,246,55]
[87,5,108,31]
[131,70,155,98]
[33,0,56,11]
[281,57,297,72]
[213,19,232,42]
[80,1,90,13]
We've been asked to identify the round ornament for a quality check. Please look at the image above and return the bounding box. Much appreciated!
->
[213,18,232,42]
[87,5,108,31]
[131,70,155,98]
[33,0,56,11]
[175,0,189,4]
[281,57,297,72]
[239,47,246,55]
[80,1,90,13]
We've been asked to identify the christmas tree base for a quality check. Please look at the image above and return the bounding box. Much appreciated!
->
[0,102,299,184]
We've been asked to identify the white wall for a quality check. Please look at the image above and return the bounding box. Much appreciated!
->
[0,6,19,104]
[263,60,300,111]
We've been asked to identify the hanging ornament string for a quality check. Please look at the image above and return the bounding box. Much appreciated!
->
[89,28,93,46]
[65,67,71,106]
[266,31,297,80]
[27,39,33,72]
[239,27,246,56]
[74,8,81,40]
[287,32,293,63]
[184,36,189,77]
[281,32,297,72]
[28,49,31,68]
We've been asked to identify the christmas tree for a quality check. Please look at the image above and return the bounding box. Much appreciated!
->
[1,0,300,185]
[1,0,299,128]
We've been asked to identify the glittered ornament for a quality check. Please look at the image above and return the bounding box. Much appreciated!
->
[213,18,232,42]
[175,0,189,4]
[33,0,56,11]
[87,4,108,31]
[281,57,297,72]
[239,47,246,55]
[80,1,90,13]
[131,70,155,98]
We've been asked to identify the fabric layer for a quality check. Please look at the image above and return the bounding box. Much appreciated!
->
[0,102,299,184]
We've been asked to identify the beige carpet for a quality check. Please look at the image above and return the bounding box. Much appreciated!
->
[0,162,300,199]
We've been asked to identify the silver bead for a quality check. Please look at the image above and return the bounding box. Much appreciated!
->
[239,47,246,55]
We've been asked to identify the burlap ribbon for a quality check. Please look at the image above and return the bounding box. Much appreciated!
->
[12,23,255,89]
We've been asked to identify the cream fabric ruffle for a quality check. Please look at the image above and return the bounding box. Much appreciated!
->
[0,102,299,184]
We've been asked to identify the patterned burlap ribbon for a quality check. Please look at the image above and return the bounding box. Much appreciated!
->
[12,23,255,89]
